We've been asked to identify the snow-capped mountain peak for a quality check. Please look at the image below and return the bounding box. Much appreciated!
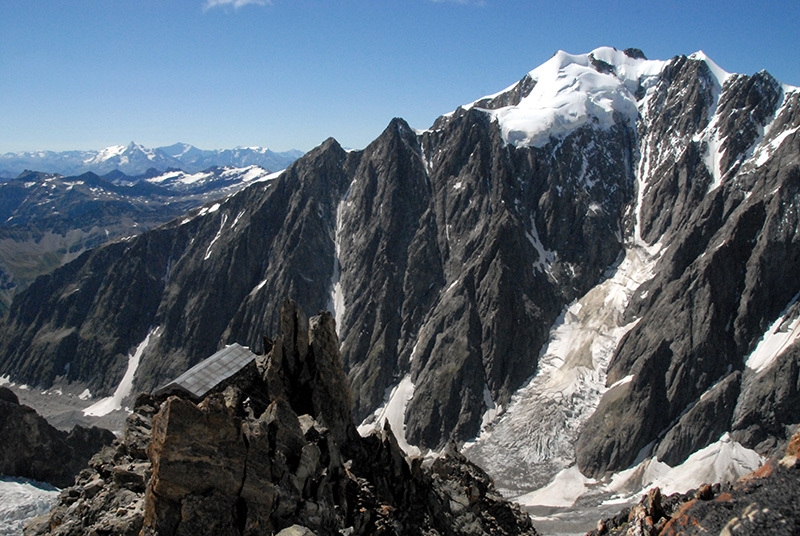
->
[1,143,303,177]
[688,50,732,86]
[85,144,127,165]
[469,47,666,147]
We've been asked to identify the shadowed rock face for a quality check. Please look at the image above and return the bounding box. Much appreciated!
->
[0,386,115,488]
[26,300,538,536]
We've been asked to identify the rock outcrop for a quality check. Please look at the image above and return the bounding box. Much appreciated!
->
[0,386,115,488]
[26,300,537,536]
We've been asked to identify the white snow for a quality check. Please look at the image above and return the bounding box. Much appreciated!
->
[516,466,595,508]
[84,144,125,164]
[230,209,246,229]
[327,195,347,335]
[0,375,9,386]
[607,433,763,499]
[146,170,184,184]
[464,245,658,496]
[745,292,800,373]
[83,330,153,416]
[357,375,421,457]
[249,279,268,297]
[608,374,634,389]
[688,51,732,87]
[204,212,228,260]
[468,47,665,148]
[0,477,59,536]
[526,215,556,274]
[698,125,727,192]
[409,331,425,363]
[221,165,269,183]
[752,125,800,167]
[515,433,762,510]
[254,169,285,184]
[78,388,92,400]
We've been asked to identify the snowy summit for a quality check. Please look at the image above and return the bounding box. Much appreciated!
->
[465,47,667,147]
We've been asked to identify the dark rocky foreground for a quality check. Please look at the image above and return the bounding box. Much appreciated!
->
[24,300,536,536]
[587,430,800,535]
[0,386,115,488]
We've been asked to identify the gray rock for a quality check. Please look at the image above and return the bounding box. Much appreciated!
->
[654,371,742,466]
[577,57,799,477]
[0,398,114,487]
[732,341,800,450]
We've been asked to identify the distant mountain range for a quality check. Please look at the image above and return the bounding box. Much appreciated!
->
[0,165,279,314]
[0,142,304,177]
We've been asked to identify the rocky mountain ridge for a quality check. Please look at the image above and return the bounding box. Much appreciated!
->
[0,386,114,488]
[0,46,798,511]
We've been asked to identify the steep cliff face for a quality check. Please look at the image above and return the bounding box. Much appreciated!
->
[0,387,114,488]
[576,58,800,477]
[1,48,798,485]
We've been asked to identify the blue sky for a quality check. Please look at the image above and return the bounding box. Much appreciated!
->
[1,0,798,153]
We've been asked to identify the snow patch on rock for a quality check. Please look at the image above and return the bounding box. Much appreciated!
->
[746,292,800,374]
[607,433,763,499]
[357,375,421,457]
[83,330,154,417]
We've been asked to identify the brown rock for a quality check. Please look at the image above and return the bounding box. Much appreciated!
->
[143,394,246,535]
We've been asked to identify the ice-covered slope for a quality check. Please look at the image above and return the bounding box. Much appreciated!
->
[481,47,665,147]
[464,246,657,497]
[0,478,58,536]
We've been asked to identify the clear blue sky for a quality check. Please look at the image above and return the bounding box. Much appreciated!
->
[2,0,798,153]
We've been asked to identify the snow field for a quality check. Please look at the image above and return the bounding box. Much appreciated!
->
[477,47,665,148]
[357,375,421,457]
[83,330,154,417]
